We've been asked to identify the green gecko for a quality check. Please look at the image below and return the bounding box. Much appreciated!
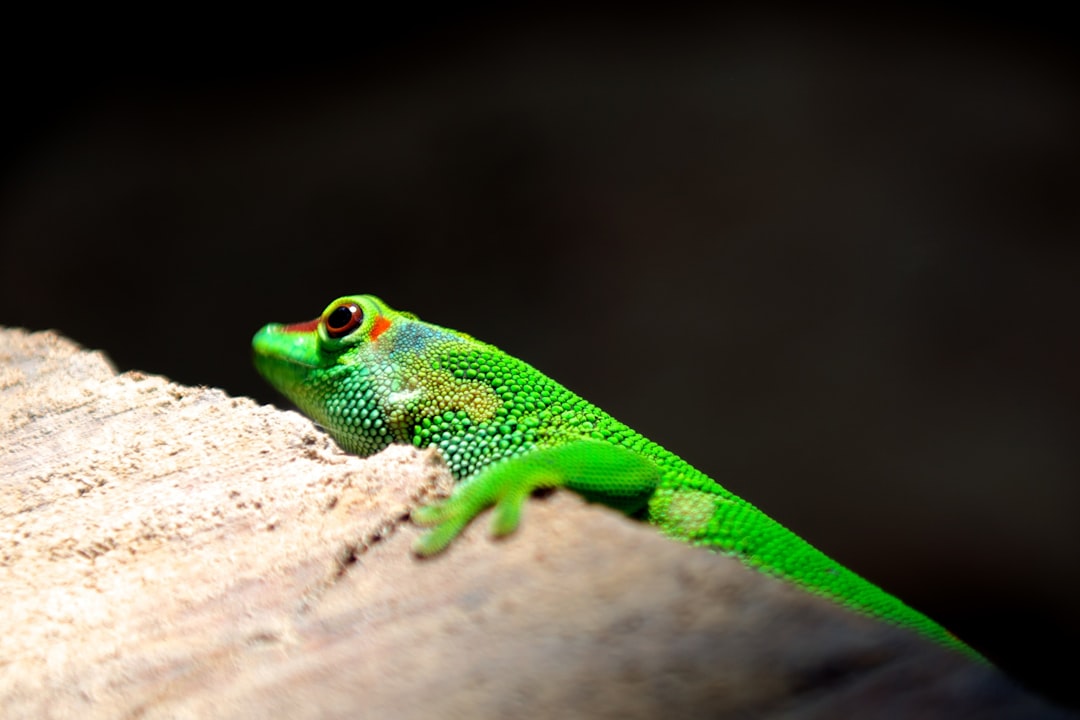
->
[253,294,981,661]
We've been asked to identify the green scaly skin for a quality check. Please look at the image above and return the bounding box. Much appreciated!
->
[253,294,982,661]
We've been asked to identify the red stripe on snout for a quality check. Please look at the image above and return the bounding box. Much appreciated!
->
[282,318,321,333]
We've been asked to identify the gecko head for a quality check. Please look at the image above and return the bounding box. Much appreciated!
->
[252,294,397,404]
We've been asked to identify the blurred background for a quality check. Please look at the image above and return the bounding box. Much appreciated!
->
[2,6,1077,709]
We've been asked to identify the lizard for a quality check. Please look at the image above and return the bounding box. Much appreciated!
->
[252,293,982,661]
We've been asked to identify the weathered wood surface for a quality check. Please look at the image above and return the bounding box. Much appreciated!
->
[0,327,1069,719]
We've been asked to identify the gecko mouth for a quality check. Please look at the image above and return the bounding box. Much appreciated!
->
[252,323,320,368]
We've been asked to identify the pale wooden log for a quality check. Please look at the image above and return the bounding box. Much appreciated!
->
[0,328,1065,719]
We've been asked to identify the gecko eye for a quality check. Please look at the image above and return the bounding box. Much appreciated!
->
[325,302,363,338]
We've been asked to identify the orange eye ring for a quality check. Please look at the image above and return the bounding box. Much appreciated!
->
[325,302,363,338]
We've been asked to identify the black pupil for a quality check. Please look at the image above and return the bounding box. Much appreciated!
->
[328,304,356,332]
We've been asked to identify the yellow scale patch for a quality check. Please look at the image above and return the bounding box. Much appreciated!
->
[657,487,721,538]
[403,354,502,424]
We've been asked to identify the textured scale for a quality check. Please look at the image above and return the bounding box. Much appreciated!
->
[253,294,981,661]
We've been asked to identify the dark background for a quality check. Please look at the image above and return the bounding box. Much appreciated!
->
[3,7,1077,709]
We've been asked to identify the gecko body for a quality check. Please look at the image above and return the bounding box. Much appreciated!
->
[253,294,980,660]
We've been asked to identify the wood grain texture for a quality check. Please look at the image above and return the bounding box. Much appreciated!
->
[0,328,1068,719]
